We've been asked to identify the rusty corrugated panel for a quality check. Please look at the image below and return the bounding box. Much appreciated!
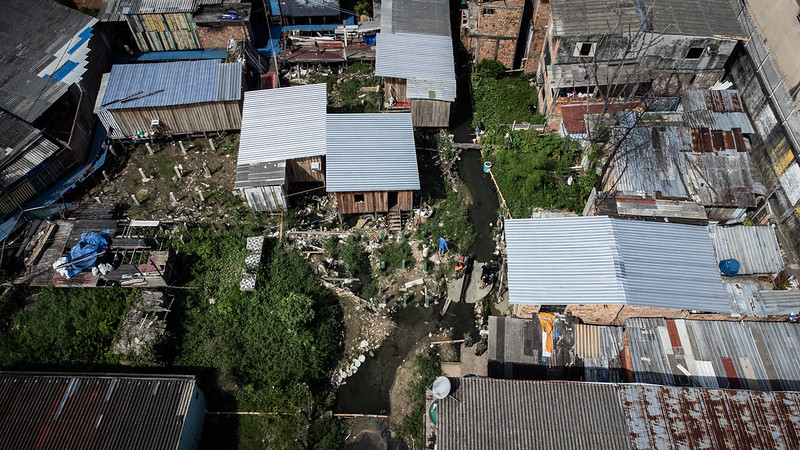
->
[0,373,201,449]
[621,384,800,449]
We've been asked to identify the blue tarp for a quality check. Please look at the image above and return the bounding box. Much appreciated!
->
[62,229,109,278]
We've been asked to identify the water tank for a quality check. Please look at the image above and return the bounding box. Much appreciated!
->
[431,376,451,399]
[719,259,740,277]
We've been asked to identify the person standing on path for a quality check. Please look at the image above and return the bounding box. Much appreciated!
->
[438,236,448,255]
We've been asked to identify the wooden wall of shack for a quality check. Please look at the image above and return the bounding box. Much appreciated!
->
[411,99,451,128]
[336,190,413,214]
[513,304,790,325]
[105,101,242,137]
[286,156,325,183]
[385,77,408,103]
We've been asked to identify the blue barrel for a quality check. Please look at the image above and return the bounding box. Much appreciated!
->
[483,161,492,173]
[719,259,740,276]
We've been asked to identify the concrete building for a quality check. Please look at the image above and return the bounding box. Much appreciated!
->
[534,0,746,129]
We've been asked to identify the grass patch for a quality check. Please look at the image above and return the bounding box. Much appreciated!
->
[398,354,441,445]
[483,129,596,216]
[471,59,544,127]
[418,188,476,254]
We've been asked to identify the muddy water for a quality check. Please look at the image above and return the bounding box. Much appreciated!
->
[334,300,475,414]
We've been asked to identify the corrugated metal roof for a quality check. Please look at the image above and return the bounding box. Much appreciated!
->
[707,225,785,275]
[236,84,327,167]
[99,0,201,21]
[550,0,642,36]
[100,60,241,110]
[325,113,419,192]
[375,33,456,102]
[753,290,800,316]
[621,384,800,449]
[438,378,800,449]
[235,161,286,189]
[504,216,730,312]
[0,112,62,188]
[681,90,754,133]
[0,372,201,449]
[437,378,630,450]
[724,280,761,316]
[380,0,451,36]
[639,0,745,38]
[626,318,800,391]
[0,0,97,122]
[610,125,689,198]
[685,152,756,208]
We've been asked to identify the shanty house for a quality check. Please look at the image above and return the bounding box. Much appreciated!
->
[0,373,205,450]
[96,59,243,139]
[236,84,420,213]
[536,0,746,125]
[236,84,327,211]
[0,113,75,221]
[375,0,456,128]
[0,0,108,205]
[591,89,760,222]
[504,216,730,323]
[99,0,252,51]
[326,114,419,214]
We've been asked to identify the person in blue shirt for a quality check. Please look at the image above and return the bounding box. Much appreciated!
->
[438,236,448,255]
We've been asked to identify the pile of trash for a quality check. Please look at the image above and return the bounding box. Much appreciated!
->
[52,229,114,278]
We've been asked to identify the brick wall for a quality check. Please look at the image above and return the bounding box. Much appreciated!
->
[466,0,525,67]
[477,0,524,37]
[524,0,550,74]
[196,24,248,49]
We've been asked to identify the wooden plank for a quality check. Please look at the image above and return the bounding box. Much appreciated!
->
[25,222,57,267]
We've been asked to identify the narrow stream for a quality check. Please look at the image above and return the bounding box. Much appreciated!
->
[333,301,475,414]
[334,19,500,416]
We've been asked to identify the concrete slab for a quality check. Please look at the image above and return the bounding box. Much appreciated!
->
[446,276,465,303]
[464,265,491,304]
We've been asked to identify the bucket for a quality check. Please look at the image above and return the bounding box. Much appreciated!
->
[483,161,493,173]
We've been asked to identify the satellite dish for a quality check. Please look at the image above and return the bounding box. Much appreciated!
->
[432,376,451,399]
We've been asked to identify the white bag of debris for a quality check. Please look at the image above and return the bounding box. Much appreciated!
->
[53,257,71,278]
[98,263,114,275]
[91,266,100,276]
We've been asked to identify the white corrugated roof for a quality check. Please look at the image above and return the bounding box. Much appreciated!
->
[326,113,419,192]
[707,225,785,275]
[375,33,456,102]
[237,84,327,166]
[505,216,730,312]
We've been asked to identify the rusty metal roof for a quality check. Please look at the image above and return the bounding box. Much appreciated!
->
[620,384,800,449]
[437,378,800,449]
[0,372,203,450]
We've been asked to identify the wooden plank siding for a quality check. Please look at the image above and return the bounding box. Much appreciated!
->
[286,156,325,183]
[385,77,408,103]
[336,190,413,214]
[107,101,242,137]
[411,99,451,128]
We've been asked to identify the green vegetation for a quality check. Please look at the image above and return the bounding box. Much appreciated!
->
[483,129,596,216]
[354,0,372,17]
[398,354,441,445]
[418,189,476,253]
[471,59,545,127]
[376,241,415,271]
[341,234,368,276]
[0,287,135,368]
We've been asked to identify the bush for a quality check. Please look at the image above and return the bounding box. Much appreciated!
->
[341,234,368,276]
[472,59,539,127]
[376,242,415,271]
[485,130,596,216]
[324,236,341,259]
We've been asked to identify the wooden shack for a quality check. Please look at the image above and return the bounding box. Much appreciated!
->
[96,60,242,139]
[326,113,419,214]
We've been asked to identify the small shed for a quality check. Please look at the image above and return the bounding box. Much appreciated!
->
[326,113,420,213]
[375,32,456,127]
[96,59,242,139]
[236,84,327,211]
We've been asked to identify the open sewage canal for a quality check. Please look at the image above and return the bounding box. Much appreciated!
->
[334,44,500,415]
